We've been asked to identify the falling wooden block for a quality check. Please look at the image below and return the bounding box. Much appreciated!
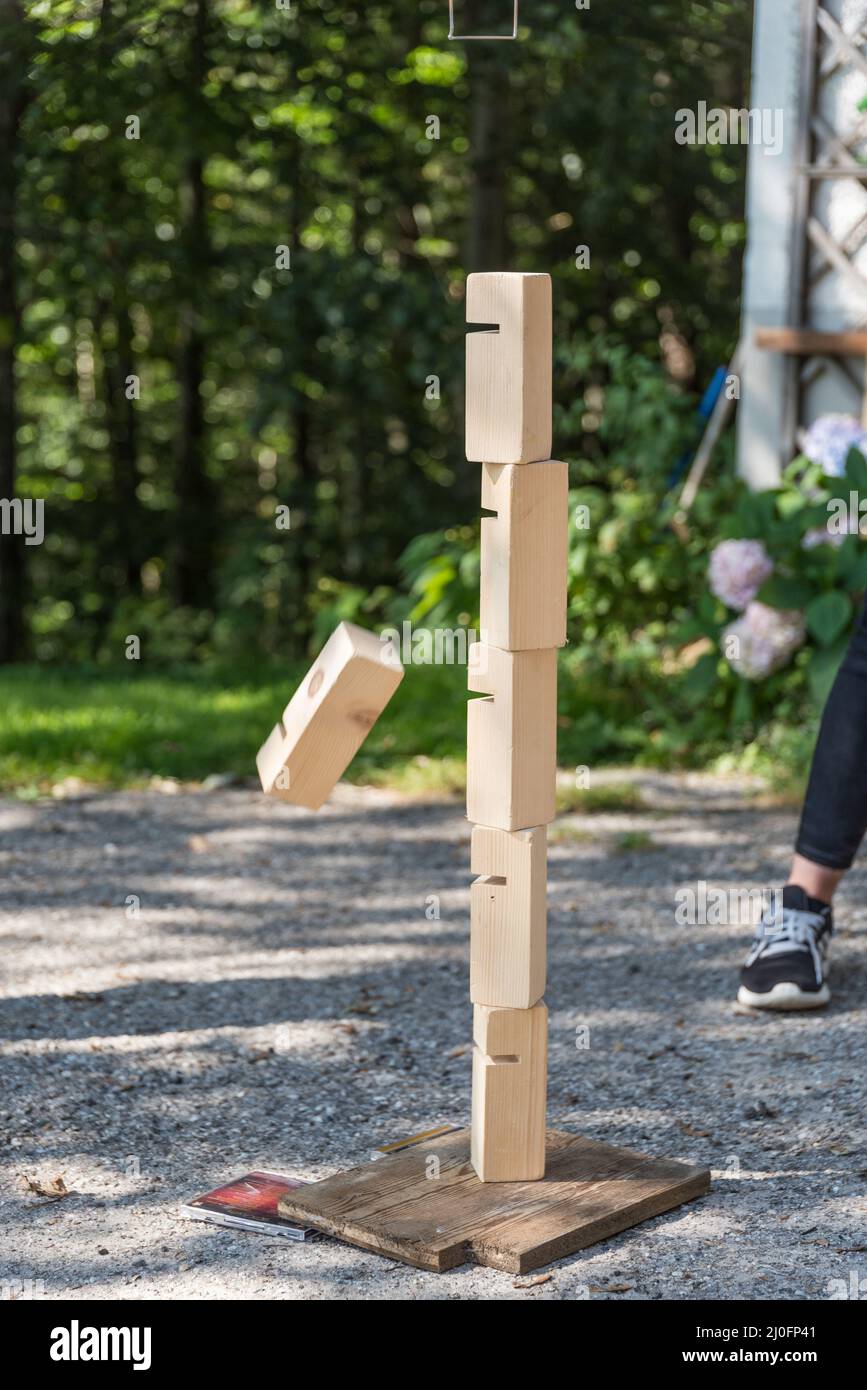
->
[256,621,403,811]
[471,1001,547,1182]
[467,643,556,831]
[480,460,568,651]
[470,825,546,1008]
[465,271,552,465]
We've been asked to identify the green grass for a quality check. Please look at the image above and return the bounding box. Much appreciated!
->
[0,659,818,798]
[0,661,469,796]
[613,830,660,853]
[548,824,598,845]
[555,780,648,815]
[710,723,814,806]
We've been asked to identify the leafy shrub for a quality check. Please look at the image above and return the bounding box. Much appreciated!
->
[387,353,867,766]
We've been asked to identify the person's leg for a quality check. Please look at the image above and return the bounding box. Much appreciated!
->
[786,853,843,907]
[791,595,867,887]
[738,599,867,1008]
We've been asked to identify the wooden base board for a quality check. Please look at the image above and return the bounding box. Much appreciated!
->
[278,1128,710,1274]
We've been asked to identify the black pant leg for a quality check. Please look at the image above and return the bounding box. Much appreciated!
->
[796,599,867,870]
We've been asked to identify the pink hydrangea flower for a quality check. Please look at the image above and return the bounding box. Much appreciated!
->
[802,525,848,550]
[721,602,806,681]
[708,539,773,611]
[801,414,867,477]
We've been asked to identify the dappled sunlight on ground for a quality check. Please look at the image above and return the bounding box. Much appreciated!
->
[1,778,865,1300]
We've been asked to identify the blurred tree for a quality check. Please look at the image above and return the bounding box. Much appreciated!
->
[0,0,34,661]
[2,0,751,665]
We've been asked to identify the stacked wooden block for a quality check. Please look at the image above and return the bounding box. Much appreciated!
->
[466,272,568,1183]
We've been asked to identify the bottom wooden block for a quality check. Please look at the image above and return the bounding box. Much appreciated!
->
[472,1002,547,1181]
[277,1129,711,1274]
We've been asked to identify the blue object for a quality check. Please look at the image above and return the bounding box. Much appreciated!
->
[666,365,728,491]
[698,366,728,421]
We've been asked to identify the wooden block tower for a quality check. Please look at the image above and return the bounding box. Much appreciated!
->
[466,271,568,1182]
[275,271,710,1269]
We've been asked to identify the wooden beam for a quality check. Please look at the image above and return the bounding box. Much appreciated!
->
[467,643,557,832]
[470,824,546,1008]
[756,326,867,354]
[471,1002,548,1182]
[465,272,552,465]
[480,460,568,652]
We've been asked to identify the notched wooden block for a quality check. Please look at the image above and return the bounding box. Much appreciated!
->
[466,272,552,465]
[480,460,568,651]
[471,1001,548,1182]
[470,825,546,1008]
[467,643,557,831]
[256,620,403,811]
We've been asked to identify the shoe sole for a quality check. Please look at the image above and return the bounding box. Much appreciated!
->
[737,982,830,1011]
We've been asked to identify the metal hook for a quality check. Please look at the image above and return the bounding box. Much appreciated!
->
[448,0,519,40]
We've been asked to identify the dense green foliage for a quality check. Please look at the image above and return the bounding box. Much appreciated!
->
[1,0,752,672]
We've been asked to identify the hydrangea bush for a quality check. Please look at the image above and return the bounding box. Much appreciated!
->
[722,602,806,681]
[394,385,867,762]
[681,415,867,725]
[801,414,867,476]
[708,538,773,610]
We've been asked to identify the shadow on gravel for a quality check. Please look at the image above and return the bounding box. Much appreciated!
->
[3,788,866,1297]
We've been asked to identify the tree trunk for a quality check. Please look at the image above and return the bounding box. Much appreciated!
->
[0,0,30,663]
[466,45,509,272]
[99,0,143,595]
[173,0,215,609]
[100,301,143,591]
[285,108,317,651]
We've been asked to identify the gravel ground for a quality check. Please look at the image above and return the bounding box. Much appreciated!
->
[2,776,866,1302]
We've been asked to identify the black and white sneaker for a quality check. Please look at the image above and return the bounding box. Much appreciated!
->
[737,885,832,1010]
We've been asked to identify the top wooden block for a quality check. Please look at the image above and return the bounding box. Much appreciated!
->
[256,621,403,811]
[465,272,552,465]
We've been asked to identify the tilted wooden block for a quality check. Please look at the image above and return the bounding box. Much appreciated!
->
[467,643,557,831]
[480,460,568,651]
[470,825,546,1008]
[256,621,403,811]
[471,1002,548,1182]
[465,272,552,465]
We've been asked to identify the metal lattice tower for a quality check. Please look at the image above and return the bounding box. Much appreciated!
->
[737,0,867,486]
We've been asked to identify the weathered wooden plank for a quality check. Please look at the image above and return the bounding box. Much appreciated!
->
[278,1129,711,1274]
